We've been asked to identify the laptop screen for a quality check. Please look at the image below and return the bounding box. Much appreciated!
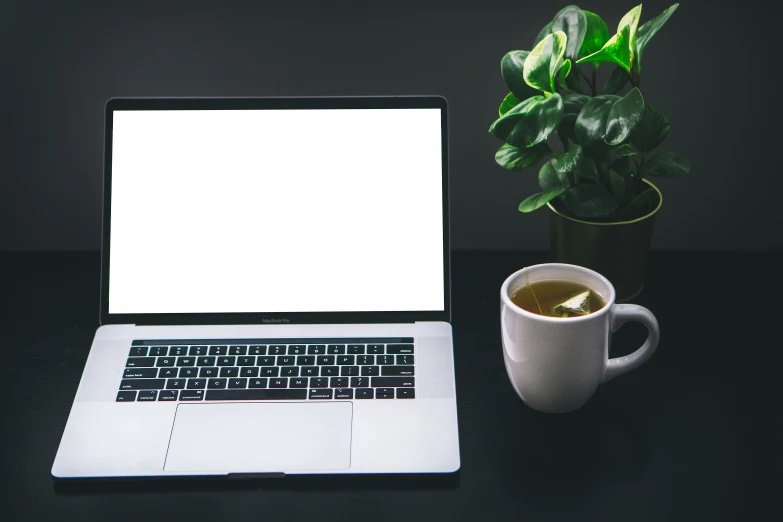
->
[107,107,445,315]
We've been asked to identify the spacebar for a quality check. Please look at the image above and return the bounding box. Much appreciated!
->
[205,389,308,401]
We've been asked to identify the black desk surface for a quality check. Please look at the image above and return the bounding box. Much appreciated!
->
[3,251,780,521]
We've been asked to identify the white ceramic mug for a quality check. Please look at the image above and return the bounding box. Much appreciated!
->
[500,263,660,413]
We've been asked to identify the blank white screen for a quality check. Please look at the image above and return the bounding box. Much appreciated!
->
[108,108,445,314]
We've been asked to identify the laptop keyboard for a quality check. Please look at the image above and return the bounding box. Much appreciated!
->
[117,338,415,402]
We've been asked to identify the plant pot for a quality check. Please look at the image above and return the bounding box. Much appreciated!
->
[547,179,662,303]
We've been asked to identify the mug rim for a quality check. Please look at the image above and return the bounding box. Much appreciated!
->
[500,263,617,323]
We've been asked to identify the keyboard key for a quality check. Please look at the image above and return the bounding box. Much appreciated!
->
[376,388,395,399]
[126,357,155,368]
[240,367,259,377]
[334,388,353,399]
[237,356,255,366]
[170,346,188,356]
[228,378,248,389]
[397,388,415,399]
[261,367,279,377]
[179,389,204,401]
[317,355,335,365]
[327,345,346,354]
[120,379,165,390]
[269,345,286,355]
[372,377,415,387]
[206,389,307,401]
[249,345,267,356]
[347,344,365,354]
[159,368,177,378]
[397,354,414,365]
[357,355,375,365]
[381,366,415,376]
[290,378,308,388]
[197,356,216,366]
[288,345,306,355]
[187,379,206,389]
[209,346,228,356]
[350,377,369,388]
[189,346,208,356]
[377,355,394,365]
[310,377,328,388]
[309,389,333,400]
[367,344,384,354]
[270,378,288,388]
[330,377,349,388]
[301,366,319,377]
[321,366,339,377]
[337,355,355,365]
[257,356,275,366]
[355,388,374,399]
[166,379,186,389]
[297,356,315,366]
[179,367,198,378]
[116,391,137,402]
[361,366,380,376]
[249,378,268,388]
[387,344,414,354]
[208,378,227,389]
[158,390,178,401]
[229,346,247,355]
[281,366,299,377]
[149,346,168,356]
[277,356,295,366]
[129,346,148,357]
[124,368,157,379]
[156,357,175,367]
[217,356,236,366]
[341,366,360,377]
[219,367,239,377]
[138,390,157,401]
[199,367,218,378]
[307,345,326,355]
[177,357,195,367]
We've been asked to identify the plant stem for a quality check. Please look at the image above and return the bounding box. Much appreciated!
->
[591,67,597,96]
[580,69,594,95]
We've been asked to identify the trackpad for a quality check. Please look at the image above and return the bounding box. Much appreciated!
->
[164,402,353,473]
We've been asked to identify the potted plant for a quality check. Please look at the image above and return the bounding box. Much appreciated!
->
[489,3,689,301]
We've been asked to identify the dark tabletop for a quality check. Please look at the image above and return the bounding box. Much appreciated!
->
[2,251,780,521]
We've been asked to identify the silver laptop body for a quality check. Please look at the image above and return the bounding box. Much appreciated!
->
[52,96,459,478]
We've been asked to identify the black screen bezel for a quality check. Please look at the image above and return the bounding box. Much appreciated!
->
[100,96,450,326]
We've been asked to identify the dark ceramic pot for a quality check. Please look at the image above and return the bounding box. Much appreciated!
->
[547,179,662,302]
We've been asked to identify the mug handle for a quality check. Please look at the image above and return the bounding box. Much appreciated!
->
[603,304,660,382]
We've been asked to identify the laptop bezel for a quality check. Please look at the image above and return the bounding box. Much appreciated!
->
[99,96,450,326]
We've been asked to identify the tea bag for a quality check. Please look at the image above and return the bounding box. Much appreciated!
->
[551,289,591,318]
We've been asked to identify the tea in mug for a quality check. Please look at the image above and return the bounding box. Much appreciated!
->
[510,280,606,318]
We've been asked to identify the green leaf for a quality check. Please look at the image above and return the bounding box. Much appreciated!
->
[551,5,587,61]
[557,59,572,90]
[574,95,618,149]
[563,93,590,114]
[563,183,618,218]
[555,141,583,174]
[524,31,567,93]
[495,143,552,171]
[611,156,633,175]
[576,4,642,73]
[518,187,568,213]
[644,152,690,178]
[533,21,554,47]
[539,159,570,191]
[499,92,522,116]
[608,169,626,201]
[630,104,670,152]
[506,93,564,147]
[635,3,679,73]
[501,51,540,102]
[603,66,630,94]
[605,87,644,145]
[579,157,599,182]
[579,10,610,64]
[620,188,656,220]
[616,144,636,157]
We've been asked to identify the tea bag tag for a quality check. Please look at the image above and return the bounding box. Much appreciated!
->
[551,290,591,317]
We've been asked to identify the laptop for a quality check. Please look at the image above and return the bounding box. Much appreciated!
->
[51,96,459,478]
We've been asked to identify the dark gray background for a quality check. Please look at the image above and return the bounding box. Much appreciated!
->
[2,0,779,250]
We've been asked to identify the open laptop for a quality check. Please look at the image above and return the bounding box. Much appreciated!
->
[51,96,459,478]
